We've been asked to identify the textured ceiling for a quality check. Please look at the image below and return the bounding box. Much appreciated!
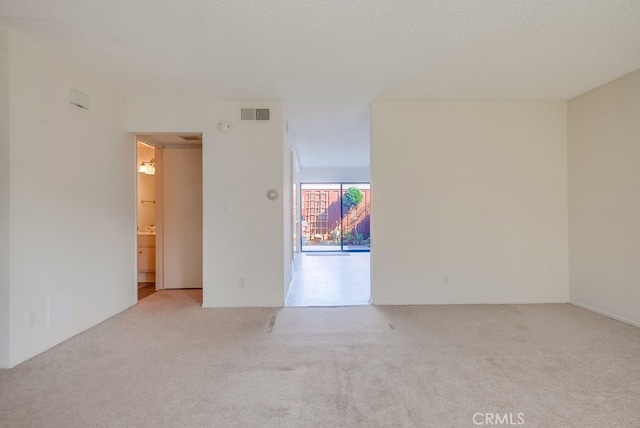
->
[1,0,640,168]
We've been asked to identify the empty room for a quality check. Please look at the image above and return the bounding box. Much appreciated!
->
[1,1,639,427]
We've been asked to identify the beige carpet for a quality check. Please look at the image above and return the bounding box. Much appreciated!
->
[1,290,639,427]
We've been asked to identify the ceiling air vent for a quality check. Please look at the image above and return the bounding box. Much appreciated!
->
[180,135,202,141]
[240,108,270,121]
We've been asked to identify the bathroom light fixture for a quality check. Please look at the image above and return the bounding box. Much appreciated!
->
[138,160,155,175]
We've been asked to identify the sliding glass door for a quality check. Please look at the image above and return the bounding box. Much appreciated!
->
[300,183,370,252]
[341,183,370,251]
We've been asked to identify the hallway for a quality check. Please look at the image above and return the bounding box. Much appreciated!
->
[285,252,370,306]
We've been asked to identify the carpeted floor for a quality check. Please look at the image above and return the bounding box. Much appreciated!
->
[1,290,639,427]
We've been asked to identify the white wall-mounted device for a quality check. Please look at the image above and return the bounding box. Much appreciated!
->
[69,89,90,109]
[217,119,232,132]
[266,189,279,201]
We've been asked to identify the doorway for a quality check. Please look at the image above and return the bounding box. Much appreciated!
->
[135,133,203,301]
[136,139,157,300]
[286,182,371,306]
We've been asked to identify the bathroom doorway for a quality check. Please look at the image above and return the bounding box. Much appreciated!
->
[135,133,203,300]
[136,139,157,300]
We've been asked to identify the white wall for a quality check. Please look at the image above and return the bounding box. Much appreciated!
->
[568,69,640,327]
[0,28,10,368]
[371,100,568,305]
[5,29,134,367]
[298,167,370,183]
[126,100,287,307]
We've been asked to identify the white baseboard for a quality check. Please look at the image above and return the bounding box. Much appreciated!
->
[370,299,569,306]
[570,300,640,328]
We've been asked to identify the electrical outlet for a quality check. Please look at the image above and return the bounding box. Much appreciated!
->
[444,275,450,285]
[27,311,37,328]
[239,277,245,288]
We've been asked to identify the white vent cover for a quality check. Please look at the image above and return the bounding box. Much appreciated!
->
[240,108,270,121]
[69,89,90,109]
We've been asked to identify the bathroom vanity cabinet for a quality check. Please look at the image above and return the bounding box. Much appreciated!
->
[137,234,156,282]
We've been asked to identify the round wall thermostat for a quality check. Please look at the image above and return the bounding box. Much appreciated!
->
[217,119,232,133]
[266,189,279,201]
